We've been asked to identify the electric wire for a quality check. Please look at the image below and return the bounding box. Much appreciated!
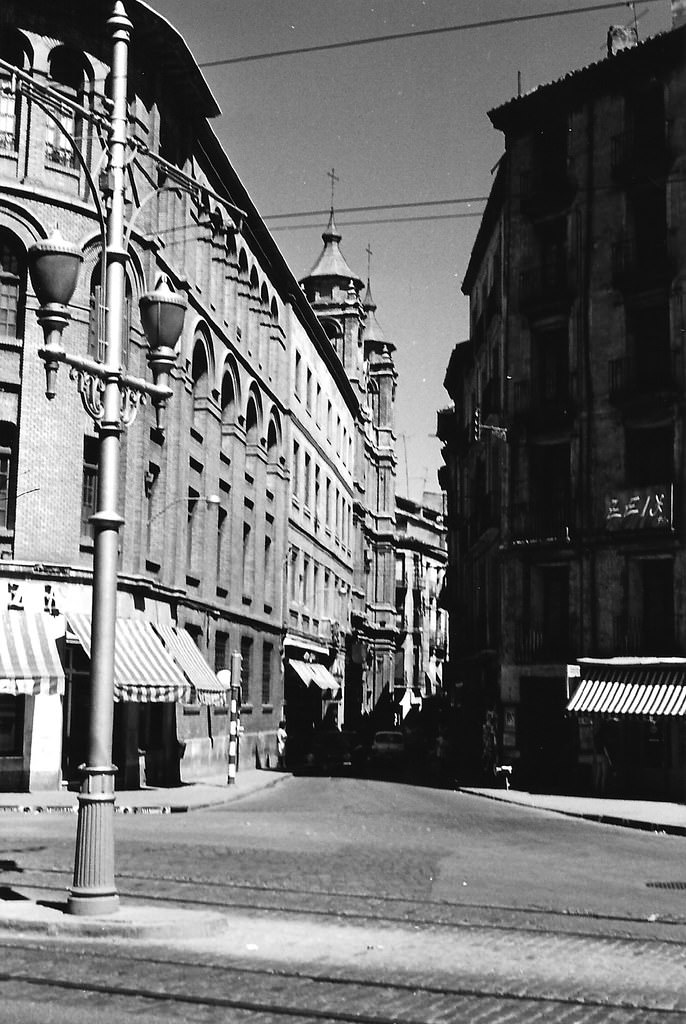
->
[197,0,664,68]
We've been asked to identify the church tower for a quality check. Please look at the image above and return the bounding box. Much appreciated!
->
[300,206,398,723]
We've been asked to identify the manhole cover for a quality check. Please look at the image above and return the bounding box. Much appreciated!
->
[646,881,686,890]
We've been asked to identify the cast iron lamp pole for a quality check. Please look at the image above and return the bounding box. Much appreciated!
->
[27,1,187,916]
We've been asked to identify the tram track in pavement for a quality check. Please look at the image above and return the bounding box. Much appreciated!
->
[0,937,685,1024]
[6,861,686,944]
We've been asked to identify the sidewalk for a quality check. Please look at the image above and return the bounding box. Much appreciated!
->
[0,767,288,815]
[459,785,686,835]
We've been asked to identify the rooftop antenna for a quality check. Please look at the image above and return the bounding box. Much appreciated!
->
[517,70,522,97]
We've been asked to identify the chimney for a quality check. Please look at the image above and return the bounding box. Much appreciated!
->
[673,0,686,28]
[607,24,638,56]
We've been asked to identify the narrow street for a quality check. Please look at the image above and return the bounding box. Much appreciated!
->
[3,776,686,1021]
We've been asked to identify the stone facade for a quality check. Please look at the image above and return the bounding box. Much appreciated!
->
[439,12,686,798]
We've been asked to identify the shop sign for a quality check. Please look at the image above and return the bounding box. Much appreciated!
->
[604,485,672,531]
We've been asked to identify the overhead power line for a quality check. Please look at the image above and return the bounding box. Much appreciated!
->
[197,1,663,68]
[264,196,489,221]
[269,211,485,232]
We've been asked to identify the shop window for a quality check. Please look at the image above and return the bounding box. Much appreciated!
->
[0,694,24,755]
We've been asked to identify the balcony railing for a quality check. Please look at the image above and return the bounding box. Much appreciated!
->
[611,237,673,293]
[510,498,573,544]
[469,492,499,541]
[481,376,501,418]
[612,615,680,657]
[608,350,680,403]
[520,160,577,220]
[512,374,577,428]
[515,624,573,664]
[519,258,576,318]
[610,128,668,184]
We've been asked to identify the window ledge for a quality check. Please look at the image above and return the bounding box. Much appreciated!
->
[261,704,274,714]
[241,703,254,715]
[186,574,200,588]
[145,559,161,573]
[242,595,252,606]
[189,426,204,444]
[216,586,228,599]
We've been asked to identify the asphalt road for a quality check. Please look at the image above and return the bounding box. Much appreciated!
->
[3,776,686,1022]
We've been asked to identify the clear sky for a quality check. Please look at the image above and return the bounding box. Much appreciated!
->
[150,0,671,500]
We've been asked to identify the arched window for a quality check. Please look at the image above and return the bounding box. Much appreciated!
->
[190,336,210,433]
[0,32,30,154]
[266,414,280,462]
[88,260,131,365]
[46,47,90,169]
[245,393,260,447]
[0,231,24,340]
[220,370,236,426]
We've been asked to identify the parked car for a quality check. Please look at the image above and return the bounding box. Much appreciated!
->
[305,730,360,775]
[368,730,407,776]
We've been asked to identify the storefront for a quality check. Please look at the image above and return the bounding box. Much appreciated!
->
[0,610,65,790]
[567,658,686,800]
[0,590,229,792]
[282,634,342,767]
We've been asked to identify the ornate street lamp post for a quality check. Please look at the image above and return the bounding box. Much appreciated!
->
[27,2,187,916]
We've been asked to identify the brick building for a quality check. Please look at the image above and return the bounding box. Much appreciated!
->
[439,4,686,798]
[0,0,398,789]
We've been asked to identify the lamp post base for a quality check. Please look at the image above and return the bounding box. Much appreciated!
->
[67,765,119,916]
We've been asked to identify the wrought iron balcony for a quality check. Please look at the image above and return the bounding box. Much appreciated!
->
[510,498,573,545]
[515,624,573,664]
[512,375,577,430]
[612,615,680,657]
[520,160,577,220]
[610,128,669,185]
[611,237,673,293]
[519,258,576,319]
[608,351,680,403]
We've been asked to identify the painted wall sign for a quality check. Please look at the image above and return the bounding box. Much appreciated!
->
[604,485,672,531]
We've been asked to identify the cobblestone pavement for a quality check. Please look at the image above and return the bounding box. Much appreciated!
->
[4,776,686,1022]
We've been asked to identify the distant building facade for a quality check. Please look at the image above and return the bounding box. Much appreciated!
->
[394,493,448,705]
[439,5,686,798]
[0,0,397,789]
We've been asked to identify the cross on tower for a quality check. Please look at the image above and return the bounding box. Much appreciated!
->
[327,167,339,210]
[365,242,373,281]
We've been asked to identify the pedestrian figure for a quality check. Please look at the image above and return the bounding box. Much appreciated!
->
[593,721,613,796]
[276,720,287,770]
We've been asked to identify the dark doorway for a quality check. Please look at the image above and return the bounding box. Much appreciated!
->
[518,676,575,793]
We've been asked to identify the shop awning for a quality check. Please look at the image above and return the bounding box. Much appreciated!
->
[67,613,190,703]
[153,625,228,706]
[290,660,341,699]
[567,659,686,716]
[0,612,65,696]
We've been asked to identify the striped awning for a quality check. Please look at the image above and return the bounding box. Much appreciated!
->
[67,613,190,703]
[0,611,65,696]
[567,660,686,716]
[291,660,341,699]
[153,625,228,706]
